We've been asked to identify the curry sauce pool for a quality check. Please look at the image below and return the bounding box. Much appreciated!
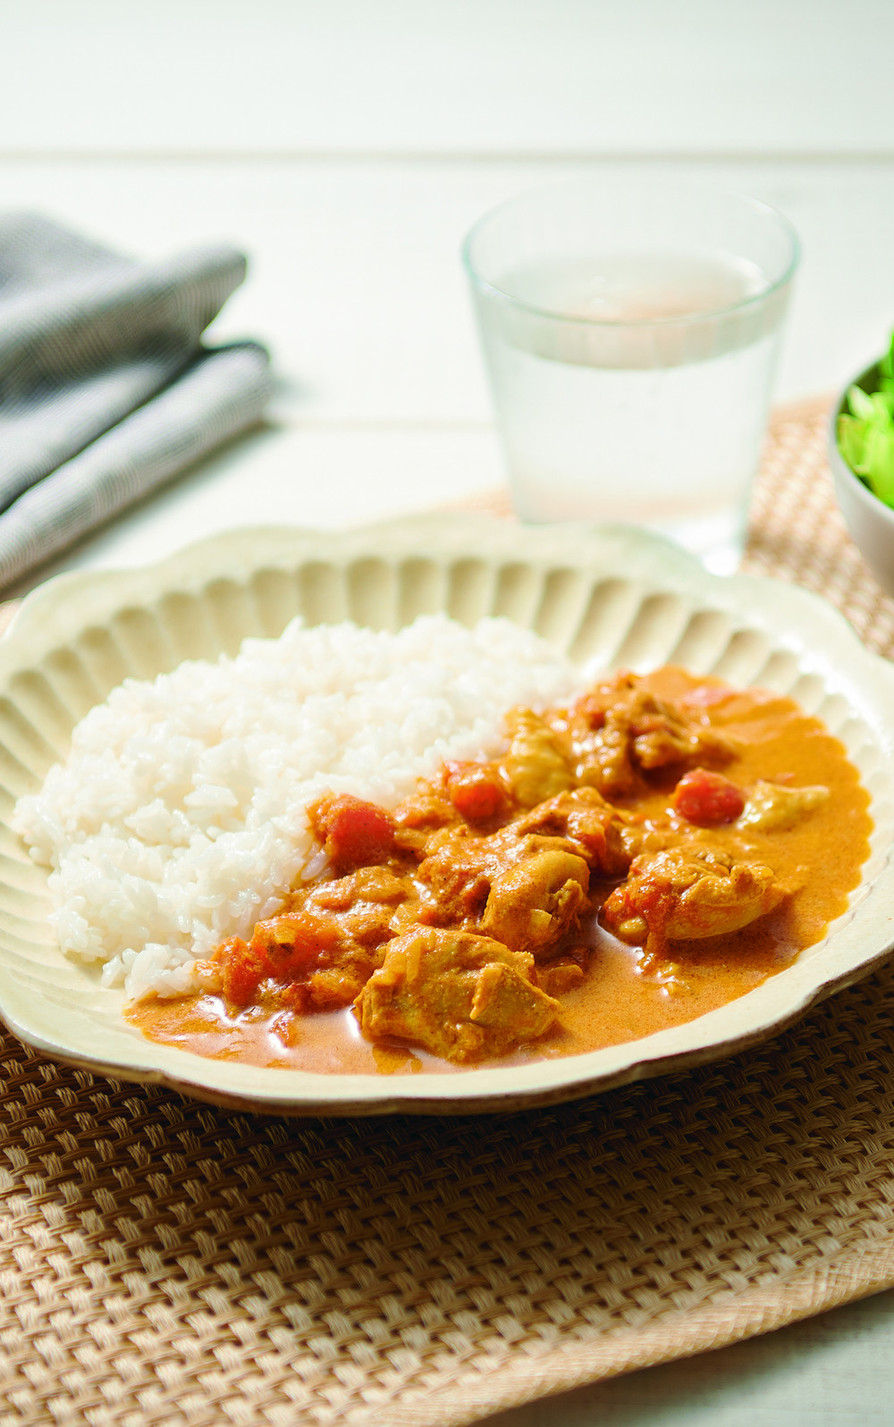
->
[129,666,871,1072]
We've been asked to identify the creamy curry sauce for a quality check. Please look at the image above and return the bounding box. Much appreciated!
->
[130,668,871,1074]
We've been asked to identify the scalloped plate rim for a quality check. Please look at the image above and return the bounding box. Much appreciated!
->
[1,514,893,1115]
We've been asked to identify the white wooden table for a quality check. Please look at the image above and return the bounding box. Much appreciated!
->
[3,3,894,1420]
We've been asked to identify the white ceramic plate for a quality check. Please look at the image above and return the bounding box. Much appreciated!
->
[2,514,893,1116]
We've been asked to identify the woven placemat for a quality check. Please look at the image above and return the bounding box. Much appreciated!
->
[3,399,894,1427]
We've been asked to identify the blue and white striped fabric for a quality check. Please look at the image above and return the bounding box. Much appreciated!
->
[0,213,273,588]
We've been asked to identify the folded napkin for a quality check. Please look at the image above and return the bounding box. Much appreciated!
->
[0,213,273,588]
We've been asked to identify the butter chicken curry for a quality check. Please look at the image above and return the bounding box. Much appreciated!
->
[131,668,871,1073]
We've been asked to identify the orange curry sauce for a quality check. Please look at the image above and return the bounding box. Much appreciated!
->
[129,668,872,1074]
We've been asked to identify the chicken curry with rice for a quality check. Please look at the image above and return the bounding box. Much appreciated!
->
[131,667,871,1073]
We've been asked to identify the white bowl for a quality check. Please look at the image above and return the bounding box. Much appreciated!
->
[1,514,893,1116]
[829,361,894,597]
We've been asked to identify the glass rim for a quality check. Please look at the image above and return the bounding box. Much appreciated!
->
[461,178,801,331]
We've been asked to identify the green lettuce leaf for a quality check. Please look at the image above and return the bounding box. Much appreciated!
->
[836,329,894,506]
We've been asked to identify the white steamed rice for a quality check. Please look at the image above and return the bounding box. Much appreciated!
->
[14,614,582,1000]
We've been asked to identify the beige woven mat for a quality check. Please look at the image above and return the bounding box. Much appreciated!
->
[4,398,894,1427]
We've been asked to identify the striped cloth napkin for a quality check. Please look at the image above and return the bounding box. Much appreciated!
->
[0,213,273,589]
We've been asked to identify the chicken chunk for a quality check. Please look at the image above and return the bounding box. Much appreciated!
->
[500,709,572,807]
[355,926,560,1062]
[602,844,786,958]
[391,787,456,855]
[417,826,587,948]
[305,865,410,914]
[481,847,589,956]
[414,826,498,922]
[300,865,413,952]
[218,865,417,1013]
[738,780,830,832]
[572,674,735,797]
[515,786,632,877]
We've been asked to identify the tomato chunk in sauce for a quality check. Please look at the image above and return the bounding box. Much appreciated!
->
[309,793,396,871]
[130,668,871,1074]
[673,768,746,826]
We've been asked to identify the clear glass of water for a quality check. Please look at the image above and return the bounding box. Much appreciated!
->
[463,179,800,573]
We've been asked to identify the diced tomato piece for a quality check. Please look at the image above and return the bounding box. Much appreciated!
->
[217,912,344,1007]
[309,794,396,870]
[444,761,506,822]
[673,768,745,826]
[217,936,267,1007]
[250,912,338,979]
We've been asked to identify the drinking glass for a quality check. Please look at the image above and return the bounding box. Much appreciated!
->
[463,179,799,573]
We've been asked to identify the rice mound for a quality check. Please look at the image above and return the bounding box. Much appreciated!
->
[14,614,581,1000]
